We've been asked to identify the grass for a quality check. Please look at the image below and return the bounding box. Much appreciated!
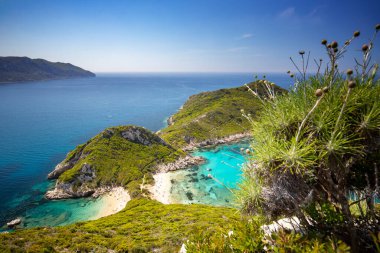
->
[0,198,240,252]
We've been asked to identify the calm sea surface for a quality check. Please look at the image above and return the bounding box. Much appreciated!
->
[0,73,290,227]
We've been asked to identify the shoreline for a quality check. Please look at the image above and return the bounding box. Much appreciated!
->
[149,173,173,204]
[182,132,251,151]
[150,136,250,204]
[92,187,131,219]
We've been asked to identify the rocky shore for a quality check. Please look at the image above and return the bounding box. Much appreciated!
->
[182,132,251,151]
[156,155,205,173]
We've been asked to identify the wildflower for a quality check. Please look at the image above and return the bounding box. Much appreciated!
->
[299,50,305,55]
[245,149,251,154]
[346,69,353,75]
[321,39,327,45]
[348,80,356,88]
[315,89,323,97]
[240,109,244,113]
[353,31,360,37]
[240,148,244,152]
[207,174,212,178]
[362,44,369,52]
[331,41,338,49]
[323,86,329,93]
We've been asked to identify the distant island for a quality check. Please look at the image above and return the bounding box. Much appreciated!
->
[0,57,95,83]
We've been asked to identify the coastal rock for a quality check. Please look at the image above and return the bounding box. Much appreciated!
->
[182,132,251,151]
[47,144,87,179]
[6,218,21,228]
[156,155,205,173]
[45,163,96,199]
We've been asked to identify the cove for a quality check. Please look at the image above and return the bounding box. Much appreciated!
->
[169,140,250,206]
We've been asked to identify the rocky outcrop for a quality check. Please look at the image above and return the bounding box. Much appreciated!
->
[47,144,87,179]
[121,126,168,146]
[156,155,205,173]
[182,132,251,151]
[6,218,21,228]
[45,163,96,199]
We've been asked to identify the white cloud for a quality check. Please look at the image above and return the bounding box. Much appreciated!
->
[278,7,296,19]
[240,33,253,39]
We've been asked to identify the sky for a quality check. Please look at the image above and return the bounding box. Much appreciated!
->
[0,0,379,73]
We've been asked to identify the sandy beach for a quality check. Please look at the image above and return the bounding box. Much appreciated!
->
[149,173,173,204]
[93,187,131,219]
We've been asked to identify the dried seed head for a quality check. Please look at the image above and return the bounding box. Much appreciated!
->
[323,86,329,93]
[319,58,323,62]
[240,148,244,151]
[333,48,338,53]
[287,70,291,74]
[376,24,380,31]
[348,80,356,88]
[245,149,251,154]
[345,40,350,45]
[346,69,353,75]
[290,74,294,78]
[240,109,245,113]
[353,31,360,37]
[331,41,338,48]
[321,39,327,45]
[299,50,305,55]
[315,89,323,97]
[362,44,369,52]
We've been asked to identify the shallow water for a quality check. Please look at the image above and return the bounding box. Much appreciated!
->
[169,141,250,206]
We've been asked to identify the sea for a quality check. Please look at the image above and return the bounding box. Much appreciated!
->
[0,73,291,228]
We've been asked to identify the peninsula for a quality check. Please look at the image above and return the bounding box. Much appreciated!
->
[0,57,95,83]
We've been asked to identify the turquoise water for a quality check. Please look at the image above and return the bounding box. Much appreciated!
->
[170,141,250,206]
[0,73,290,228]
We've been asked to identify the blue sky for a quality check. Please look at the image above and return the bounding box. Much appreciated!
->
[0,0,379,73]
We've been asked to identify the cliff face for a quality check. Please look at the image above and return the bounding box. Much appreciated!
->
[0,57,95,83]
[46,126,185,199]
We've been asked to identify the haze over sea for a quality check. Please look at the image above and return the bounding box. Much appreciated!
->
[0,73,290,227]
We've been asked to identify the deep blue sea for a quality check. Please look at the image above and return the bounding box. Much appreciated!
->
[0,73,290,228]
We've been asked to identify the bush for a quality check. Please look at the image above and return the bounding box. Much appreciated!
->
[238,26,380,252]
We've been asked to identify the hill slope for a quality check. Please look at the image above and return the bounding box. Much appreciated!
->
[0,57,95,83]
[159,81,285,149]
[46,126,185,199]
[0,198,239,252]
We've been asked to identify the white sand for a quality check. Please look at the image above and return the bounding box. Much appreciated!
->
[93,187,131,219]
[149,172,173,204]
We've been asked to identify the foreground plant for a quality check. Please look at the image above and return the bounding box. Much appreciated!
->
[237,25,380,252]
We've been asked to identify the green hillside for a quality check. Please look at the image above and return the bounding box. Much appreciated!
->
[0,198,239,252]
[46,126,184,199]
[159,81,285,149]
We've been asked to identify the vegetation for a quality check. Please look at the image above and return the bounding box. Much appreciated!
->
[0,56,95,83]
[53,125,184,197]
[159,82,285,149]
[0,198,240,252]
[236,27,380,252]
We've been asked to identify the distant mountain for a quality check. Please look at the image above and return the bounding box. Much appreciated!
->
[0,57,95,83]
